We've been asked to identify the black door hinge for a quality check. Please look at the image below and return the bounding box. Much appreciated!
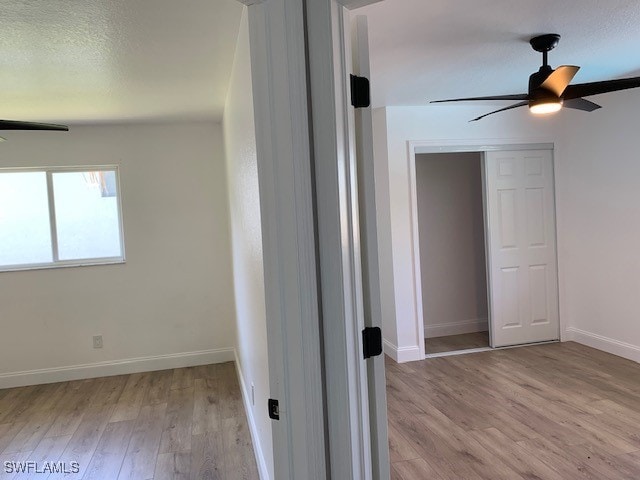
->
[268,398,280,420]
[350,75,371,108]
[362,327,383,359]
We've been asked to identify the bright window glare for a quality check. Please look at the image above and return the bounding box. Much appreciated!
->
[53,171,122,261]
[0,167,124,271]
[0,172,53,266]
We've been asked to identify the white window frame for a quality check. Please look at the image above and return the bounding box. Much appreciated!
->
[0,165,126,272]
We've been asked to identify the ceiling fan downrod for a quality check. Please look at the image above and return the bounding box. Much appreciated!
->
[530,33,561,68]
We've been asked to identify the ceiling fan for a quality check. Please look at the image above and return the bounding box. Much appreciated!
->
[431,34,640,122]
[0,119,68,131]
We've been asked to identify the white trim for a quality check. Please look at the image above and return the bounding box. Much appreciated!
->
[0,258,126,273]
[425,318,489,338]
[425,347,493,359]
[0,164,122,173]
[406,142,427,360]
[480,153,493,347]
[496,340,559,350]
[46,170,59,262]
[414,143,554,154]
[409,139,555,153]
[0,348,235,389]
[382,340,422,363]
[338,0,383,8]
[423,339,559,359]
[566,327,640,364]
[234,351,271,480]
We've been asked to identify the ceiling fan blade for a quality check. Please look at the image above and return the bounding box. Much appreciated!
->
[539,65,580,96]
[0,120,69,131]
[563,98,601,112]
[470,101,528,122]
[431,94,528,103]
[563,76,640,100]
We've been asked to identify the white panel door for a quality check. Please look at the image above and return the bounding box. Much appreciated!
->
[485,149,560,347]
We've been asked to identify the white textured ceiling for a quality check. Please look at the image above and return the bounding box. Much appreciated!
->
[356,0,640,108]
[0,0,243,123]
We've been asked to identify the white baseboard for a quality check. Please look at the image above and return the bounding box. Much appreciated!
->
[0,348,236,389]
[383,339,422,363]
[425,318,488,338]
[234,350,271,480]
[565,327,640,364]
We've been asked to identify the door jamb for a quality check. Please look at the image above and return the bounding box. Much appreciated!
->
[305,2,376,479]
[239,0,387,478]
[407,140,555,360]
[242,1,328,478]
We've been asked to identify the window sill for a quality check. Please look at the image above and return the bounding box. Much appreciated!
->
[0,258,126,273]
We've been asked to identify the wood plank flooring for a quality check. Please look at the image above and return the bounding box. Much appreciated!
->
[0,362,259,480]
[425,331,490,354]
[387,341,640,480]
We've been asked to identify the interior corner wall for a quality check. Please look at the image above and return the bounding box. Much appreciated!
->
[223,8,273,480]
[0,121,237,384]
[416,153,488,338]
[377,105,560,362]
[556,89,640,363]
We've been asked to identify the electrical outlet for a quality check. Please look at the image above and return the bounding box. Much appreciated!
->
[93,335,103,349]
[251,383,255,406]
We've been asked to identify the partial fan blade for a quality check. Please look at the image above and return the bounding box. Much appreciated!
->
[563,76,640,100]
[539,65,580,97]
[431,94,528,103]
[563,98,601,112]
[470,101,528,122]
[0,120,69,131]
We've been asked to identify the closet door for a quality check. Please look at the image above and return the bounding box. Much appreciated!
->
[485,149,560,347]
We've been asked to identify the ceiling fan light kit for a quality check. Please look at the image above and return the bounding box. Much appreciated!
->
[529,98,562,115]
[431,33,640,121]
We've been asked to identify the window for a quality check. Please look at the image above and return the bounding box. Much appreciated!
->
[0,166,125,271]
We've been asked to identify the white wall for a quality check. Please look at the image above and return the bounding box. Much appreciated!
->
[557,89,640,362]
[0,121,237,384]
[416,152,488,338]
[374,105,560,361]
[223,8,273,480]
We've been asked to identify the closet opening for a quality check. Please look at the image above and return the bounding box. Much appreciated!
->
[415,152,490,355]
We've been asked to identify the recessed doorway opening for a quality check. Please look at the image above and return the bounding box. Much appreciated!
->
[408,142,561,359]
[415,152,491,356]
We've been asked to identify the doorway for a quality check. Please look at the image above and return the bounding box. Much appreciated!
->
[415,152,490,355]
[408,143,561,359]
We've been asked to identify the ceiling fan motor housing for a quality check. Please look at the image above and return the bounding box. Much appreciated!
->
[529,66,558,103]
[529,66,553,91]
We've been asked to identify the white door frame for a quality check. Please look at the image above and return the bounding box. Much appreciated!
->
[240,0,328,478]
[240,0,383,478]
[351,15,392,480]
[407,140,559,359]
[306,3,381,479]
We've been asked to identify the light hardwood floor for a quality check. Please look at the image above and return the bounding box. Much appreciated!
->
[0,362,259,480]
[425,331,490,354]
[387,341,640,480]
